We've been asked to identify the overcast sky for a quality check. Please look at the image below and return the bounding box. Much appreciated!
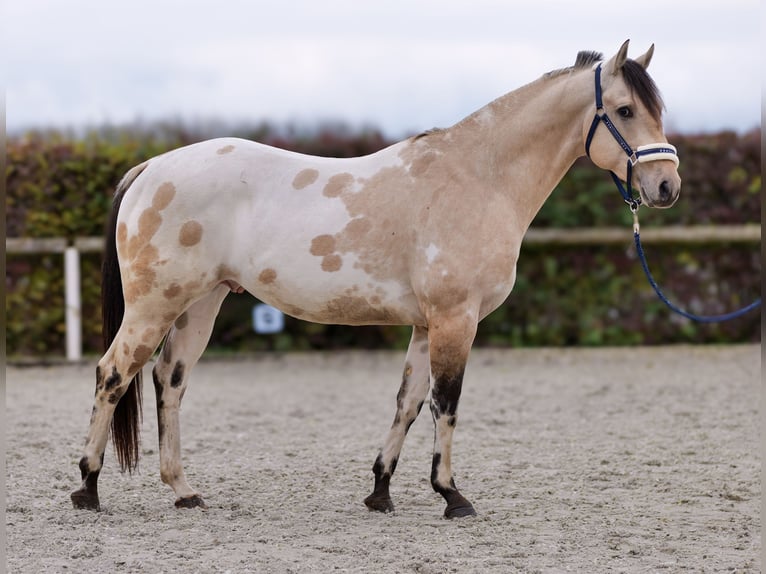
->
[5,0,763,138]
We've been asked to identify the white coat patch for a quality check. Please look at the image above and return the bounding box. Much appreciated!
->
[425,243,440,265]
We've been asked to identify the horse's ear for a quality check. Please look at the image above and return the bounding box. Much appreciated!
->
[634,44,655,70]
[611,39,630,75]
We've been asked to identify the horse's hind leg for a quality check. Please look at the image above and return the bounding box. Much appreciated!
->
[151,286,229,509]
[428,312,478,518]
[71,312,170,511]
[364,326,430,513]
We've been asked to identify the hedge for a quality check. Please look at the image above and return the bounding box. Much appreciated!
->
[5,124,761,356]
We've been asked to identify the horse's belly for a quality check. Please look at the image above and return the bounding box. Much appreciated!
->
[248,269,425,327]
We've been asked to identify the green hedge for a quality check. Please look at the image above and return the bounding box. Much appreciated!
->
[5,125,761,356]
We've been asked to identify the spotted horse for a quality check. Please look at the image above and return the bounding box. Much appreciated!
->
[71,41,681,518]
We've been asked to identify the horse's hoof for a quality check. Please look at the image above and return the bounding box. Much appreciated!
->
[364,493,395,513]
[444,502,476,519]
[71,488,100,511]
[175,494,207,509]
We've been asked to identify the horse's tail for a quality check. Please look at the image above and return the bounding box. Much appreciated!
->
[103,161,150,474]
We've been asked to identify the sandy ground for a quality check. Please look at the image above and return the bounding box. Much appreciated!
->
[5,345,761,573]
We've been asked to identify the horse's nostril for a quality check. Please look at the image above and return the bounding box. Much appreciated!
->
[659,180,671,201]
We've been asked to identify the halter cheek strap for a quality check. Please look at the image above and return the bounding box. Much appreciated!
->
[585,63,679,210]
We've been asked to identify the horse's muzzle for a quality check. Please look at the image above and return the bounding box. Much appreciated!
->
[639,168,681,209]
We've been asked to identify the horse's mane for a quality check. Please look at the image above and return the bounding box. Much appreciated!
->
[574,50,604,69]
[544,50,603,78]
[546,49,664,122]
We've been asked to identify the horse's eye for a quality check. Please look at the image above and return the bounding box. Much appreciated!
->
[618,106,633,119]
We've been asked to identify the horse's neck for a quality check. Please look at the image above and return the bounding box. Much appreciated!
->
[445,70,592,230]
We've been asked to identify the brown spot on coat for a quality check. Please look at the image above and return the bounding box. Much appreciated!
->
[217,145,235,155]
[292,168,319,190]
[152,182,176,211]
[323,173,354,197]
[321,254,342,272]
[124,244,159,304]
[128,344,154,374]
[324,296,395,323]
[163,283,182,299]
[116,222,128,252]
[179,220,203,247]
[121,183,177,304]
[133,344,153,364]
[259,268,277,284]
[128,209,162,259]
[310,235,336,257]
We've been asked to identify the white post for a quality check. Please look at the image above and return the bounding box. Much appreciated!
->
[64,247,82,361]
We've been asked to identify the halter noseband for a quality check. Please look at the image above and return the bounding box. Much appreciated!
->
[585,63,679,211]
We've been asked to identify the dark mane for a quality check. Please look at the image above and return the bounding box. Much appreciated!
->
[574,50,603,69]
[622,59,665,122]
[545,50,603,78]
[412,127,445,141]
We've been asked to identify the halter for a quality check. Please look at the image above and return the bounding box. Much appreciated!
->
[584,63,679,212]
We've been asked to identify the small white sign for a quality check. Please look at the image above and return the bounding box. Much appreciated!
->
[252,304,285,334]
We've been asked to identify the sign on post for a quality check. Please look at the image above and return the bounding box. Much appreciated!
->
[252,304,285,334]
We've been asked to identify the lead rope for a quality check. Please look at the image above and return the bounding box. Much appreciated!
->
[587,62,760,322]
[630,209,761,323]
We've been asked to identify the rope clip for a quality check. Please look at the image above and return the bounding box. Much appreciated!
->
[630,204,640,234]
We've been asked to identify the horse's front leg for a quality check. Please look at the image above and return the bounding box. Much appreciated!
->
[364,325,430,513]
[428,311,478,518]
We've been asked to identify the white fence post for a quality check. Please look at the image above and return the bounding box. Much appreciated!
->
[64,246,82,361]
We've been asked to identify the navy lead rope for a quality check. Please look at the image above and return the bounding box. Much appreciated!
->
[586,64,761,323]
[632,212,761,323]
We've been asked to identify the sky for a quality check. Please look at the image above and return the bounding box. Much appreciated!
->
[4,0,763,138]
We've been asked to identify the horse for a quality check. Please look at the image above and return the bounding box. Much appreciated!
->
[71,40,681,518]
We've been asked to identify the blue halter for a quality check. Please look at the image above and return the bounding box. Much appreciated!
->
[584,63,679,212]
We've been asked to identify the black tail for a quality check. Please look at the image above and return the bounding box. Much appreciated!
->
[103,162,149,474]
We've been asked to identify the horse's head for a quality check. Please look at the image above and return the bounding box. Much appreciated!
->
[583,40,681,209]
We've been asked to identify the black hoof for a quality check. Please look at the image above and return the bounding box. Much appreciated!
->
[444,502,477,519]
[175,494,207,509]
[364,492,395,513]
[443,490,476,519]
[71,488,100,511]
